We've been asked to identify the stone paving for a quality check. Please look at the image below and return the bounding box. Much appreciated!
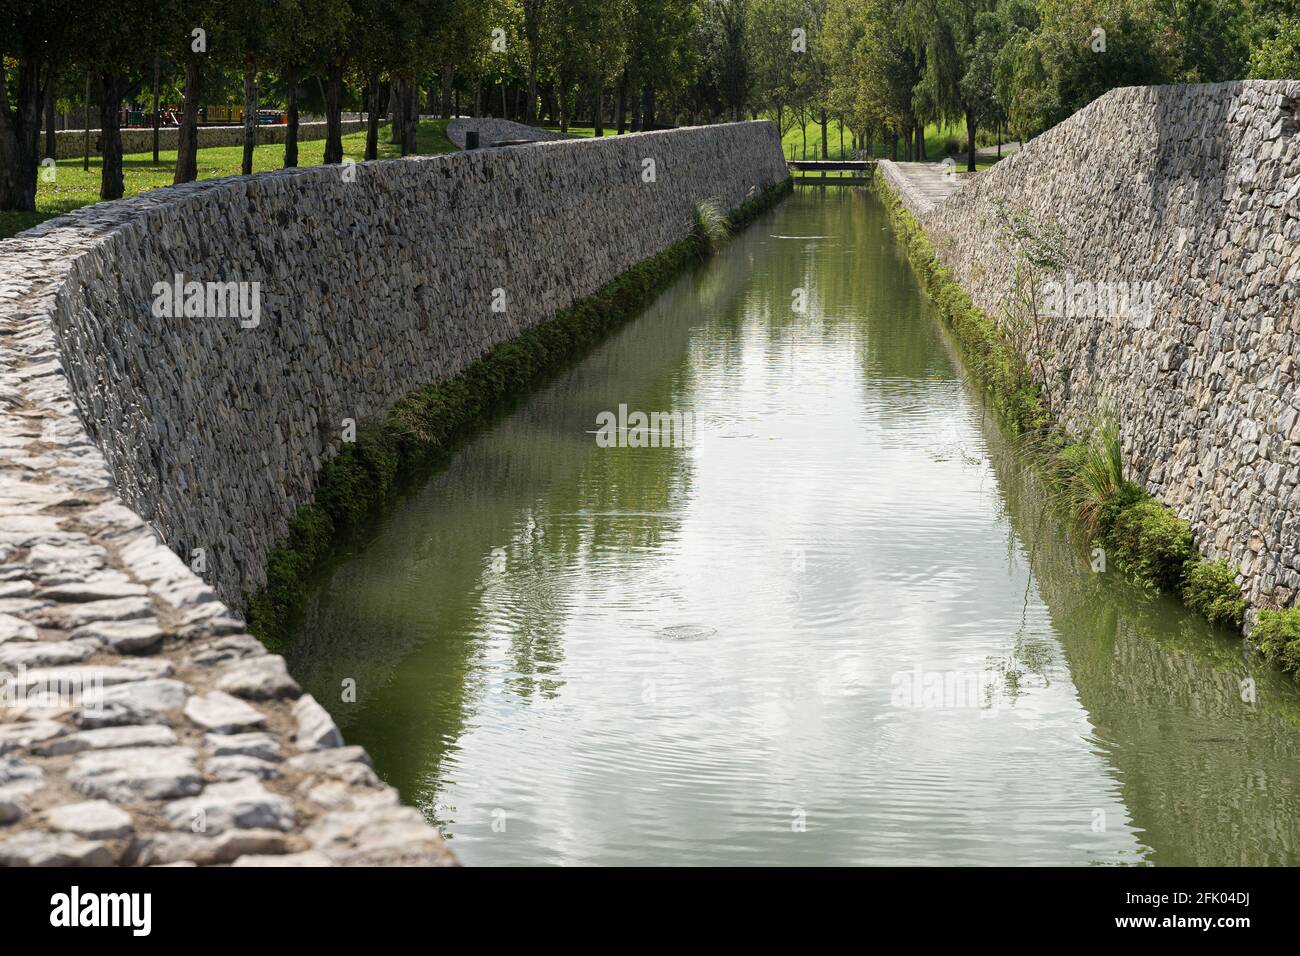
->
[0,190,459,870]
[877,159,972,216]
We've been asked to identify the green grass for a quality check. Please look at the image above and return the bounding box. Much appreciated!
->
[247,176,793,649]
[1,119,456,239]
[779,118,1012,166]
[689,199,731,258]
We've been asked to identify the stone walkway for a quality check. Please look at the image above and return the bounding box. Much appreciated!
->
[877,160,972,217]
[0,209,455,867]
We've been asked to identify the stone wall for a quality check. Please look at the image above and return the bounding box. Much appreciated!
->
[0,121,785,865]
[446,117,569,148]
[42,120,373,161]
[899,81,1300,616]
[42,120,785,611]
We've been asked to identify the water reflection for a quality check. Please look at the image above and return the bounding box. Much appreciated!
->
[287,188,1300,866]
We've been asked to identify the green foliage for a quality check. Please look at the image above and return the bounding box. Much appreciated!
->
[690,198,731,258]
[246,176,792,647]
[1050,415,1127,542]
[1248,16,1300,80]
[1104,498,1196,593]
[1182,560,1246,631]
[1253,609,1300,673]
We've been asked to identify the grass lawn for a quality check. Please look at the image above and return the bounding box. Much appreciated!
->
[779,117,1014,165]
[1,119,456,240]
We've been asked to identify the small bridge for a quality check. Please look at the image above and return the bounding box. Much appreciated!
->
[788,159,876,185]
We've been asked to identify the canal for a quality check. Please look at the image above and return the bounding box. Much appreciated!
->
[286,187,1300,866]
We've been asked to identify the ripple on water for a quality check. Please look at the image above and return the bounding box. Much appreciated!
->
[655,624,717,642]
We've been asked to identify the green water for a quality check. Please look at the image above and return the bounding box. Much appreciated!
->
[287,188,1300,866]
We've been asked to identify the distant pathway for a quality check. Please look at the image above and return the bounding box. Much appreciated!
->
[877,160,970,217]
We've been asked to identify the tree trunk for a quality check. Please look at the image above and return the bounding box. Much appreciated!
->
[365,68,381,160]
[526,46,539,123]
[389,81,402,143]
[891,132,898,161]
[593,83,603,136]
[241,66,258,176]
[616,70,627,133]
[44,77,56,160]
[151,53,160,165]
[439,63,453,119]
[284,65,300,167]
[820,108,828,159]
[174,59,202,184]
[641,85,655,128]
[323,63,344,165]
[0,54,47,211]
[400,81,417,155]
[5,59,51,210]
[97,72,126,200]
[965,105,976,172]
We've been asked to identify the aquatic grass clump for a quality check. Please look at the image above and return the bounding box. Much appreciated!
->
[690,199,731,259]
[1182,560,1247,630]
[1049,415,1132,542]
[1253,608,1300,673]
[247,177,792,648]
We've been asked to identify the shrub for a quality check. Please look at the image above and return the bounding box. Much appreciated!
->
[1253,608,1300,673]
[1182,560,1246,630]
[690,199,731,258]
[1051,415,1128,542]
[1104,498,1196,592]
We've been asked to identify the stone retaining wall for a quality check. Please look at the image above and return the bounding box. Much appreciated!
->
[42,120,373,161]
[896,81,1300,618]
[446,117,569,149]
[0,121,786,865]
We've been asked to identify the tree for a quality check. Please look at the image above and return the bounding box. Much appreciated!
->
[521,0,547,123]
[271,0,349,167]
[0,0,74,211]
[748,0,805,142]
[698,0,752,122]
[82,1,154,199]
[1248,15,1300,79]
[627,0,699,128]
